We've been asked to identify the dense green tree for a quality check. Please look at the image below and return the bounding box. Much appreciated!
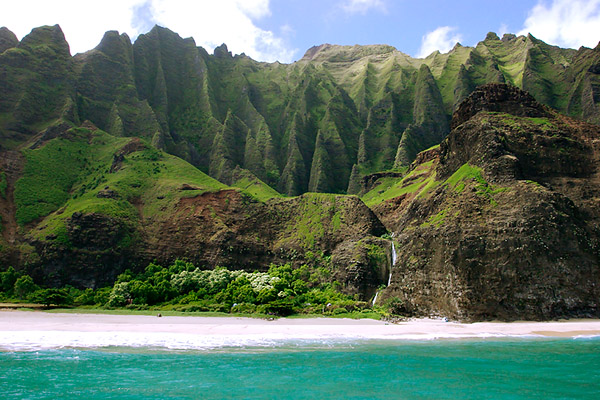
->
[222,276,257,305]
[0,267,18,293]
[31,288,72,307]
[73,288,97,306]
[14,275,38,299]
[128,280,159,305]
[98,260,363,316]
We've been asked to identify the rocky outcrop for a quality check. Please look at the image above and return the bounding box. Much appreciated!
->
[450,83,551,130]
[32,212,134,288]
[381,84,600,321]
[139,191,387,293]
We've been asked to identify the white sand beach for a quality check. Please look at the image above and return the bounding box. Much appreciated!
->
[1,310,599,350]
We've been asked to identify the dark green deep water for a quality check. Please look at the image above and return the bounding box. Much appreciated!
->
[2,339,599,399]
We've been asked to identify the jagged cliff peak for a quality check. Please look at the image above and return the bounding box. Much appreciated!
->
[18,24,71,56]
[214,43,232,58]
[485,32,500,41]
[97,30,131,49]
[93,30,133,61]
[501,33,517,42]
[138,24,197,46]
[0,27,18,53]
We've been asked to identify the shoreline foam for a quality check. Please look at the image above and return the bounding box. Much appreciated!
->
[1,311,599,351]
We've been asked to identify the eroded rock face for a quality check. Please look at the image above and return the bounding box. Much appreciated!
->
[141,191,387,293]
[32,212,134,288]
[33,190,388,295]
[383,84,600,321]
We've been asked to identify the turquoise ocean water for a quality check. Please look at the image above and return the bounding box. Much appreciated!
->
[2,338,599,399]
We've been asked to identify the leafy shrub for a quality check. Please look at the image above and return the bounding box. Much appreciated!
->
[0,266,18,293]
[93,259,365,317]
[107,282,130,307]
[231,303,257,314]
[260,299,296,316]
[73,288,97,306]
[14,275,38,299]
[128,280,160,305]
[216,276,257,305]
[94,287,112,306]
[31,288,72,307]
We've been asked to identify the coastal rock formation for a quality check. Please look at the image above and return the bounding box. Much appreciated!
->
[377,84,600,320]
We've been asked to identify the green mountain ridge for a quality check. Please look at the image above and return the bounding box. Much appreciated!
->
[2,25,600,320]
[2,25,599,196]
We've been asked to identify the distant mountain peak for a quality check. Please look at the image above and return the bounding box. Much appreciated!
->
[485,32,500,41]
[300,43,398,62]
[214,43,232,58]
[18,24,71,56]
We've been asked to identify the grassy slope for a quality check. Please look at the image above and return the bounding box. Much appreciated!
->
[15,127,227,244]
[15,125,368,255]
[362,160,437,207]
[273,192,356,249]
[231,175,283,202]
[15,128,105,226]
[362,154,507,209]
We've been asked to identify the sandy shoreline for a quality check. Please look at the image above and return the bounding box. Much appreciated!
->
[1,310,599,350]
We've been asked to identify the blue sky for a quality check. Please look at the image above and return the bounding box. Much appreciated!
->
[2,0,600,62]
[262,0,535,56]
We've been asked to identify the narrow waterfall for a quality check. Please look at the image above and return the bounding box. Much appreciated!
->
[372,240,397,306]
[371,291,379,306]
[388,241,396,286]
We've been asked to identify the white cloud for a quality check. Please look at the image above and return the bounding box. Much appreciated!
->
[518,0,600,49]
[1,0,144,55]
[0,0,296,62]
[498,23,509,37]
[416,26,463,58]
[234,0,271,20]
[280,24,295,37]
[148,0,296,62]
[340,0,387,14]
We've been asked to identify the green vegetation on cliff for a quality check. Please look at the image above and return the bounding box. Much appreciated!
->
[1,115,387,294]
[19,126,227,250]
[0,261,392,318]
[362,161,436,207]
[15,128,104,225]
[5,25,598,198]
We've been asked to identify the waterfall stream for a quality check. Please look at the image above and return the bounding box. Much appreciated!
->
[388,241,396,286]
[371,291,379,306]
[372,240,397,306]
